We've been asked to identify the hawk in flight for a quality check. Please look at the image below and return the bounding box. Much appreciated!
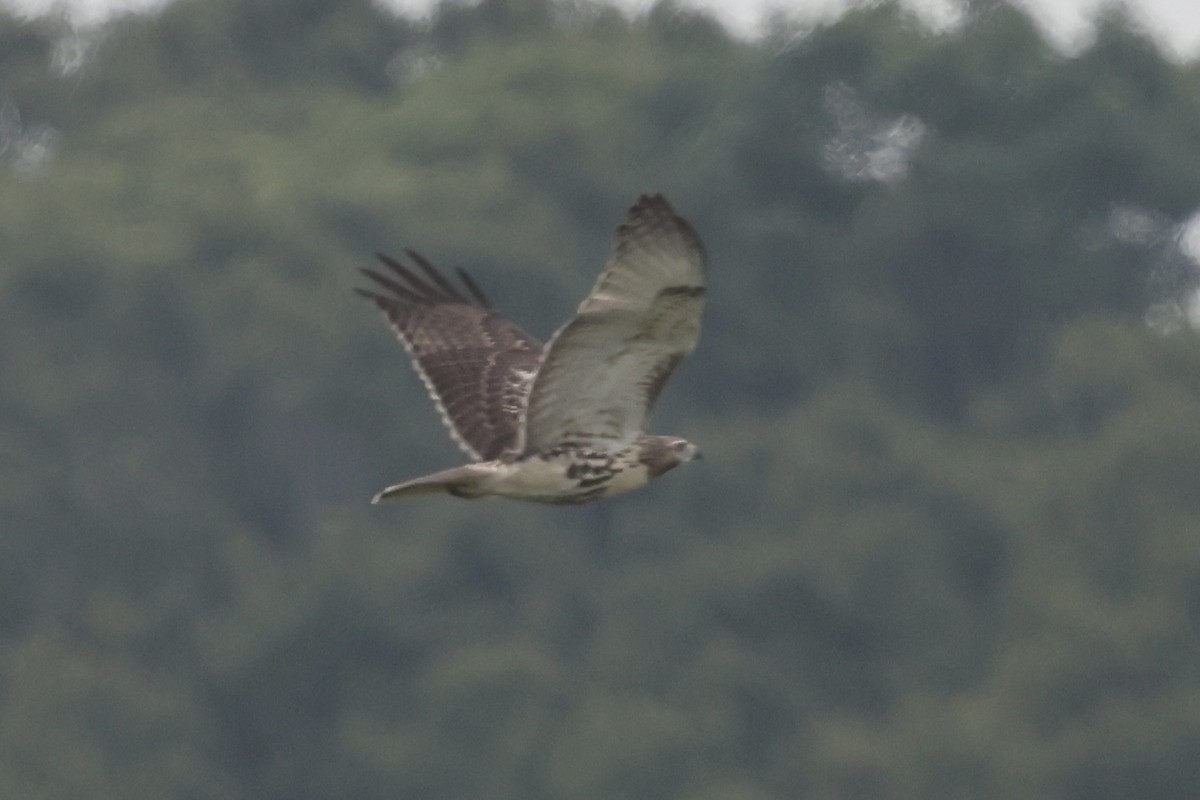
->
[356,194,705,504]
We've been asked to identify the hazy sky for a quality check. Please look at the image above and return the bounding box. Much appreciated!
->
[3,0,1199,59]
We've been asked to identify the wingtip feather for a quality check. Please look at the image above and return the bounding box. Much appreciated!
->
[406,249,467,303]
[456,267,492,309]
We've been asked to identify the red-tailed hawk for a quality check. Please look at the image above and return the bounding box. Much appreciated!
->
[355,194,705,504]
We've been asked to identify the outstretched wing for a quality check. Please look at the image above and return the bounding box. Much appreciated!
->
[520,194,706,454]
[356,251,542,462]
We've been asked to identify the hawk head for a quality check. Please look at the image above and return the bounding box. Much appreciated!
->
[639,435,702,478]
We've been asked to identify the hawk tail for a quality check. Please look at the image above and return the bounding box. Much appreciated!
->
[371,464,490,503]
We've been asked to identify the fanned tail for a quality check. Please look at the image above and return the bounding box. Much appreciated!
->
[371,464,490,503]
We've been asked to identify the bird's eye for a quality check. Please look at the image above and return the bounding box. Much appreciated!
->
[674,441,689,452]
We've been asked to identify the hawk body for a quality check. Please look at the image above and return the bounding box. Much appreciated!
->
[357,194,706,505]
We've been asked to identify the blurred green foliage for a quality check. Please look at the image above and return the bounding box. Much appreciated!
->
[2,0,1200,797]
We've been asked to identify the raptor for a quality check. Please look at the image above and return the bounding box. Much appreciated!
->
[355,194,706,504]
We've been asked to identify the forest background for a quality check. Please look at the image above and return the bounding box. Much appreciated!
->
[3,0,1200,797]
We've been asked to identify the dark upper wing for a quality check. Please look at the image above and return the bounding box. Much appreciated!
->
[519,194,706,454]
[356,250,542,462]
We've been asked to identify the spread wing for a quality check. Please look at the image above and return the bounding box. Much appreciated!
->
[356,251,542,462]
[520,194,706,455]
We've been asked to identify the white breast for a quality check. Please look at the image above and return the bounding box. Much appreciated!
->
[480,457,575,498]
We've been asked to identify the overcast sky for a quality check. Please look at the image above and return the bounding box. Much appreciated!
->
[2,0,1199,59]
